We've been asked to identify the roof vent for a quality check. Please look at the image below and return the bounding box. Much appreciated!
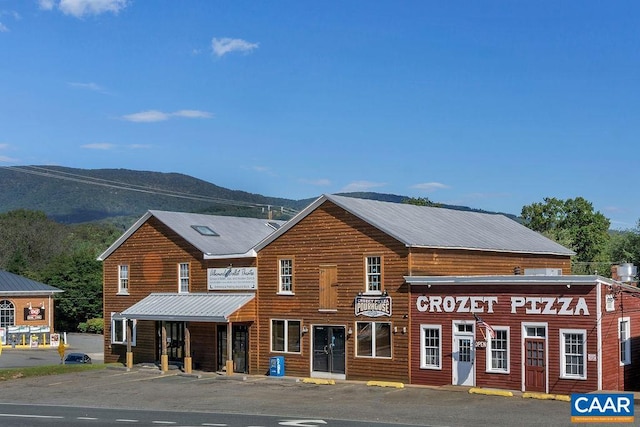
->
[617,263,637,283]
[266,221,281,231]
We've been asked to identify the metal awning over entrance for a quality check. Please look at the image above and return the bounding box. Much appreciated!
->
[114,292,255,322]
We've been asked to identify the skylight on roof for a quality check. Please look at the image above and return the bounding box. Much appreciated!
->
[191,225,219,236]
[267,221,281,230]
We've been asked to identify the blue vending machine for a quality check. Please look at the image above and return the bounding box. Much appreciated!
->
[269,356,285,377]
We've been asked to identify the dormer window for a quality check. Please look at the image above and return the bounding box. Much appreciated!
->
[191,225,219,236]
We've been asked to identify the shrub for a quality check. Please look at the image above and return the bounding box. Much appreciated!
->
[78,318,104,334]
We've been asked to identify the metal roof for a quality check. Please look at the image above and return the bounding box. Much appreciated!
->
[256,194,575,256]
[0,270,64,295]
[404,274,609,286]
[117,292,255,322]
[98,210,286,261]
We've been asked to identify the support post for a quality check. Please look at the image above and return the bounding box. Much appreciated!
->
[184,323,192,374]
[225,322,233,376]
[126,320,133,368]
[160,322,168,372]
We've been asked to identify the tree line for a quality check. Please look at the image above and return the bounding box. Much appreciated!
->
[1,198,638,332]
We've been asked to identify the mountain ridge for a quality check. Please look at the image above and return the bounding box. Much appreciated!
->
[0,165,519,226]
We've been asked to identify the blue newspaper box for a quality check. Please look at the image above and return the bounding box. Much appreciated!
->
[269,356,284,377]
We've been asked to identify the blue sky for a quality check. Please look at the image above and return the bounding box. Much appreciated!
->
[1,1,638,229]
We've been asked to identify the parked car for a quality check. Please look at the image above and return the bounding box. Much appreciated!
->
[63,352,92,364]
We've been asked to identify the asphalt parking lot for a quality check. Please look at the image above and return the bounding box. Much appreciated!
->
[0,365,581,427]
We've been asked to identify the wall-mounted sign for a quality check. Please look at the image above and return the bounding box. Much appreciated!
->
[355,295,392,317]
[24,307,45,321]
[416,295,590,316]
[208,267,257,290]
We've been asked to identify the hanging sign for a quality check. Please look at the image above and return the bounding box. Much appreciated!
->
[355,295,392,317]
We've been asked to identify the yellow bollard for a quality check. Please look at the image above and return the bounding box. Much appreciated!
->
[160,354,169,372]
[184,356,192,374]
[126,352,133,368]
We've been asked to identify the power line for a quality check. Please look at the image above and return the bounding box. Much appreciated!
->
[3,166,300,216]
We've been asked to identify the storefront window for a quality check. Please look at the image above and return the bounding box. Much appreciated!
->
[0,300,14,328]
[560,329,586,379]
[356,322,391,358]
[271,319,301,353]
[488,328,509,373]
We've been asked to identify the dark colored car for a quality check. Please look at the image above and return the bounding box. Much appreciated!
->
[63,352,92,364]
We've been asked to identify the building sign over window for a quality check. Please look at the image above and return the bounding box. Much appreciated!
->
[355,295,392,317]
[416,295,590,316]
[24,307,45,321]
[208,267,257,290]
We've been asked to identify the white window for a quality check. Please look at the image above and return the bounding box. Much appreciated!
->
[619,317,631,366]
[0,299,15,328]
[356,322,392,358]
[111,315,136,346]
[178,263,190,293]
[487,327,509,373]
[279,259,293,293]
[420,324,441,369]
[366,256,382,293]
[118,265,129,294]
[271,319,301,353]
[560,329,586,379]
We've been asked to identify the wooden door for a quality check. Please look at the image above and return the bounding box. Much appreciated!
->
[525,338,546,392]
[319,265,337,310]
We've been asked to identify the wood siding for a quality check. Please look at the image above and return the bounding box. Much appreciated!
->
[411,283,603,393]
[256,201,411,382]
[409,248,571,276]
[102,217,257,367]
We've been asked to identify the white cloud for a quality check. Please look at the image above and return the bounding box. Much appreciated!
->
[341,181,386,192]
[38,0,56,11]
[0,22,9,32]
[68,82,107,93]
[0,143,8,149]
[81,143,115,150]
[411,182,450,193]
[301,178,331,186]
[0,155,18,163]
[173,110,213,119]
[128,144,152,149]
[41,0,128,18]
[122,109,213,123]
[212,37,259,57]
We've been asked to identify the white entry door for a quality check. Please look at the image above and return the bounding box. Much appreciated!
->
[452,323,475,386]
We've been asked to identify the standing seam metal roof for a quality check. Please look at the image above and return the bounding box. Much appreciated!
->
[98,210,285,260]
[0,270,64,294]
[118,293,254,322]
[255,194,575,256]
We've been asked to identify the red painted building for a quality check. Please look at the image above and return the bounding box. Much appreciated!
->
[405,274,640,393]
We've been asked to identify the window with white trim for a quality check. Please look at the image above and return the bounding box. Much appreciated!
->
[560,329,586,379]
[487,327,509,373]
[111,315,137,346]
[0,299,15,328]
[356,322,391,358]
[279,258,293,293]
[178,262,190,293]
[420,324,441,369]
[271,319,301,353]
[366,256,381,293]
[118,265,129,294]
[619,317,631,366]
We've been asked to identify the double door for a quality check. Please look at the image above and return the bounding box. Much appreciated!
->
[217,325,249,373]
[312,325,346,379]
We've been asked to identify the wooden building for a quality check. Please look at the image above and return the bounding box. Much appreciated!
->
[405,274,640,393]
[0,269,63,348]
[98,210,284,373]
[252,194,574,382]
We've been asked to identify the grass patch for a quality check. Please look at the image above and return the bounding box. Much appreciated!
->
[0,363,107,381]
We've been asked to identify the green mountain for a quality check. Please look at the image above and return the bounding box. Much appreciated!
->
[0,165,519,226]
